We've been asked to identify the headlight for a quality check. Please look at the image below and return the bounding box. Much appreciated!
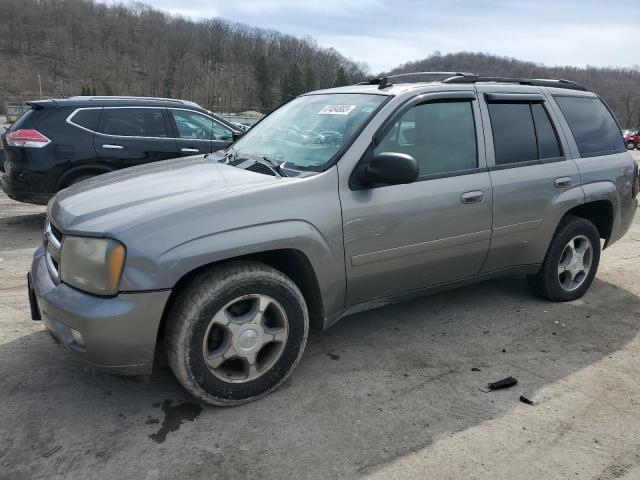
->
[60,236,126,296]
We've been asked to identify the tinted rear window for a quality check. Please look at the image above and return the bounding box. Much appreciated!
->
[531,103,562,159]
[99,108,169,137]
[489,102,563,165]
[9,109,36,131]
[488,103,538,165]
[554,96,625,157]
[70,109,101,131]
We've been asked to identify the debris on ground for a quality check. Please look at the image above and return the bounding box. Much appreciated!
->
[42,446,61,457]
[471,367,481,372]
[519,395,535,405]
[480,376,518,392]
[488,376,518,390]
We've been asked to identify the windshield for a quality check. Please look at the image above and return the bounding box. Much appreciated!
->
[229,93,387,171]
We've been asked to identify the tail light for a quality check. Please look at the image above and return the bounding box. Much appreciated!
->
[6,129,51,148]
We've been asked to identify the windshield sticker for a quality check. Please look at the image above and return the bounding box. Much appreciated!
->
[318,104,356,115]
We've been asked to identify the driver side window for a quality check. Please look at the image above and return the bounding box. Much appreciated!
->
[374,100,477,177]
[170,110,233,141]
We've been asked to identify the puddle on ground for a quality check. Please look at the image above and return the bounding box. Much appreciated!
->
[149,399,202,443]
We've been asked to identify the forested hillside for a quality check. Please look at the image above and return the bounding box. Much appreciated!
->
[1,2,638,126]
[0,0,366,112]
[386,52,640,128]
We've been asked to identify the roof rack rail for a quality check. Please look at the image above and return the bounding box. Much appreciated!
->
[388,71,477,80]
[69,95,187,103]
[356,72,588,92]
[358,71,478,90]
[441,76,588,91]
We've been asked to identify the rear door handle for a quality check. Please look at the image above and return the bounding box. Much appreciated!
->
[554,177,573,189]
[102,144,123,150]
[460,190,484,205]
[181,148,199,153]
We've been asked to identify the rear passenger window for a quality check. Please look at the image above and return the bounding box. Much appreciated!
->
[531,103,562,159]
[375,100,477,177]
[554,96,625,157]
[488,102,563,165]
[100,108,169,138]
[70,109,101,132]
[488,103,537,165]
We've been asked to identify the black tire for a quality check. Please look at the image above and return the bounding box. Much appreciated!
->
[527,215,601,302]
[626,142,637,151]
[165,261,309,406]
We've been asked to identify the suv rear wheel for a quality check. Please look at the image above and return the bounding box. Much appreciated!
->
[527,215,601,302]
[165,261,309,406]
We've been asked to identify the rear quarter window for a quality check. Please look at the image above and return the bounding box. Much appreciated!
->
[69,109,101,132]
[554,96,625,157]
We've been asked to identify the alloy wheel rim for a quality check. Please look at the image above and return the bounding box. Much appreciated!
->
[557,234,593,292]
[202,294,289,383]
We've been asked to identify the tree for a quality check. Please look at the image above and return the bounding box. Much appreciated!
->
[304,66,316,92]
[281,64,304,102]
[333,67,348,87]
[255,55,272,110]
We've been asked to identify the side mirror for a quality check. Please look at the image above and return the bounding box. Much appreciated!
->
[232,131,243,141]
[358,152,419,187]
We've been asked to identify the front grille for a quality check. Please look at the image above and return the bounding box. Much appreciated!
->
[50,222,63,244]
[44,219,62,283]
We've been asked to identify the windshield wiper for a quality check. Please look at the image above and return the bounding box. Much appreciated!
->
[212,149,287,178]
[206,147,235,163]
[259,155,287,177]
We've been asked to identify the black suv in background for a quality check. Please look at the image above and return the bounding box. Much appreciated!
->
[1,96,241,204]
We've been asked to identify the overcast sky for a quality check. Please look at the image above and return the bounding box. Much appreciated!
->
[108,0,637,74]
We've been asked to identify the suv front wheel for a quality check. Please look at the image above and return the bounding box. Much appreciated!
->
[165,261,309,406]
[527,215,601,302]
[626,141,636,150]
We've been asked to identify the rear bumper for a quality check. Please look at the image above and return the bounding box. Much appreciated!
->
[2,174,51,205]
[608,197,637,247]
[30,247,171,375]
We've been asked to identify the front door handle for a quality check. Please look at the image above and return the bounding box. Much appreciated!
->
[460,190,484,205]
[102,144,123,150]
[181,147,200,153]
[554,177,573,189]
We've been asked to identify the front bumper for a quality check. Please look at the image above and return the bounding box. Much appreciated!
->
[30,247,171,375]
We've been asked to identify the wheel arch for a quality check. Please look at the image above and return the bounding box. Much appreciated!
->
[156,248,326,350]
[56,164,115,190]
[564,199,614,247]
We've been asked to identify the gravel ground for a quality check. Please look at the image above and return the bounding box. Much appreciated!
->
[1,151,640,479]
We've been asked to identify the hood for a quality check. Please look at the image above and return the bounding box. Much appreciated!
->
[50,156,283,235]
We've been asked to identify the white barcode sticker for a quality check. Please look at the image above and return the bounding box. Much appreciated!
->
[318,104,356,115]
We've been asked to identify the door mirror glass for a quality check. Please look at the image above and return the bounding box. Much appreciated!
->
[359,152,419,187]
[232,131,243,141]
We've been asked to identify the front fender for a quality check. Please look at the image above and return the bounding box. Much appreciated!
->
[122,220,346,319]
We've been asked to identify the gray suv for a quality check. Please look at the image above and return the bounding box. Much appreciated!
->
[29,73,639,405]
